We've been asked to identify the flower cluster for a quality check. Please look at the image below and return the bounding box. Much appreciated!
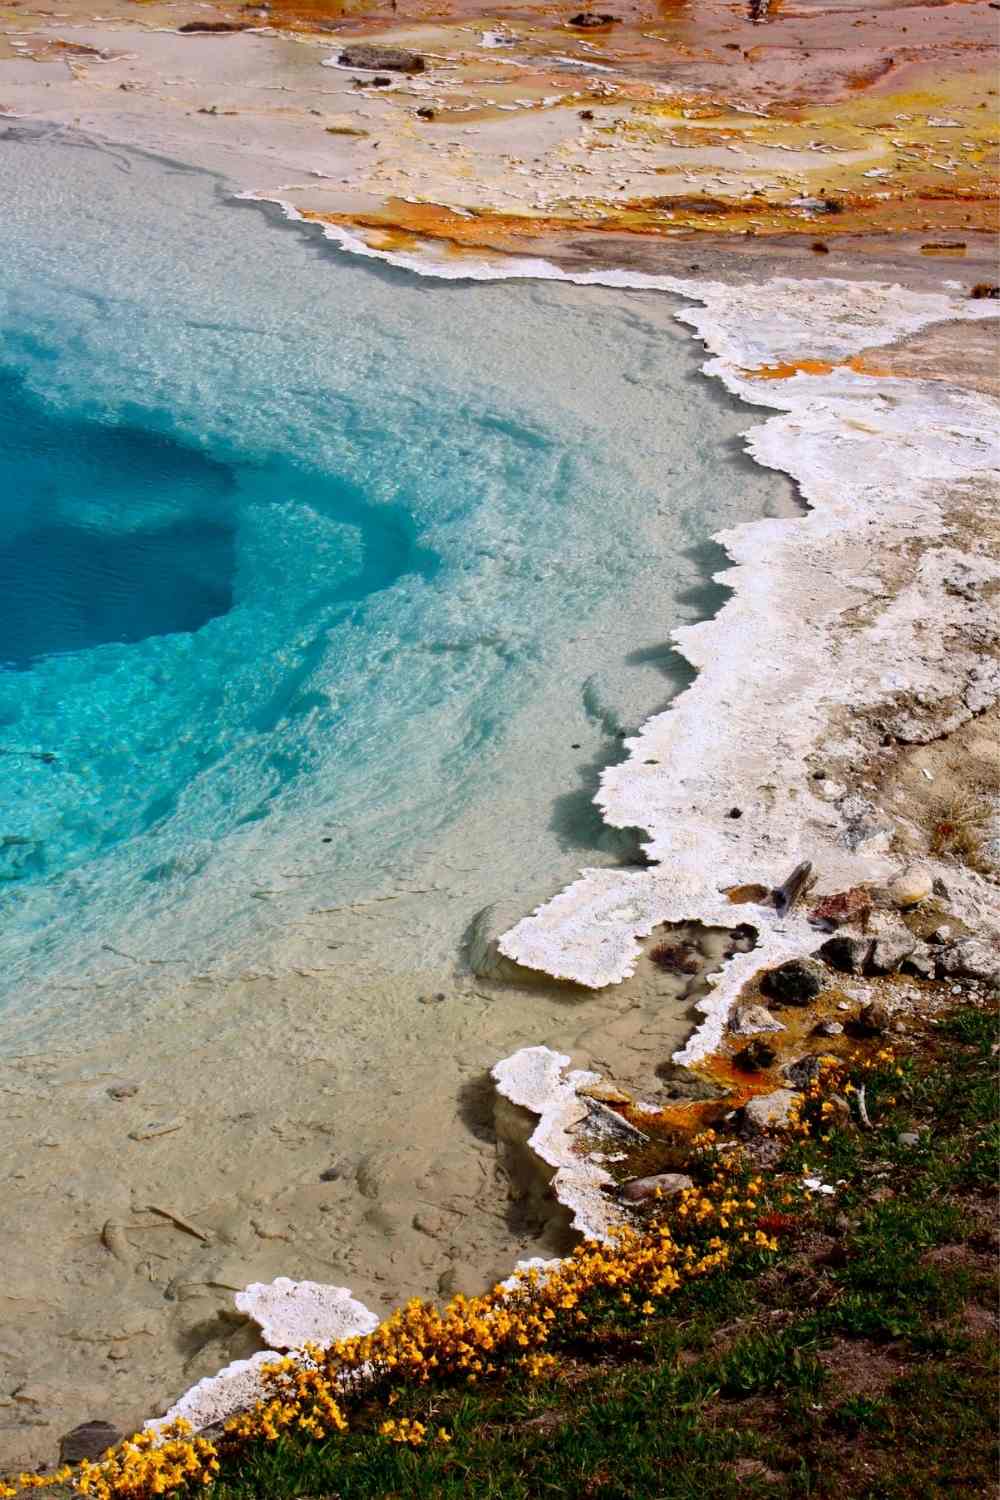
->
[2,1135,791,1499]
[379,1418,426,1446]
[11,1423,222,1500]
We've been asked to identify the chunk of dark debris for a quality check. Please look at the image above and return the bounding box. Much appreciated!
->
[970,282,998,298]
[567,11,617,25]
[760,957,827,1005]
[649,940,701,975]
[416,106,435,119]
[734,1038,777,1072]
[725,922,758,956]
[811,240,830,253]
[771,860,815,916]
[107,1082,139,1100]
[338,44,425,72]
[178,19,249,31]
[817,934,872,975]
[578,109,595,119]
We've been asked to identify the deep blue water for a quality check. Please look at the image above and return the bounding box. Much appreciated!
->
[0,125,784,1034]
[0,368,238,667]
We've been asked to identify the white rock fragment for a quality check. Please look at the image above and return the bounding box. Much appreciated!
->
[235,1278,380,1351]
[147,1280,379,1436]
[500,1256,563,1292]
[888,864,934,909]
[491,1046,618,1241]
[730,1004,785,1036]
[742,1089,800,1132]
[146,1351,285,1437]
[802,1177,836,1195]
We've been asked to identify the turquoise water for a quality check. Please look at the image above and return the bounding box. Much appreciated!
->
[0,125,788,1035]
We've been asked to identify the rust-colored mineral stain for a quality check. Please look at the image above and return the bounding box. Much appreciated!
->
[725,883,771,904]
[742,359,837,381]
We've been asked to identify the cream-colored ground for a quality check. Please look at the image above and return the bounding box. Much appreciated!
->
[0,921,727,1465]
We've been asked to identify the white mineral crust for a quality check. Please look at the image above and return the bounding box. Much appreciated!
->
[146,1280,379,1436]
[235,1277,380,1351]
[497,279,999,1062]
[491,1045,620,1241]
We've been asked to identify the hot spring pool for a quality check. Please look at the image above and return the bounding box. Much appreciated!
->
[0,123,793,1041]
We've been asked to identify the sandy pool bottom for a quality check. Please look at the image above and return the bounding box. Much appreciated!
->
[0,912,738,1466]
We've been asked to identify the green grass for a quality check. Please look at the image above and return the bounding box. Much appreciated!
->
[29,1005,995,1500]
[190,1003,998,1500]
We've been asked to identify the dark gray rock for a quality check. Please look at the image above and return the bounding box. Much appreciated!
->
[60,1421,121,1464]
[782,1053,830,1089]
[817,934,872,975]
[338,44,425,72]
[760,957,827,1005]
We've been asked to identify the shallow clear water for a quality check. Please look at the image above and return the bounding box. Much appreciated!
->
[0,125,790,1037]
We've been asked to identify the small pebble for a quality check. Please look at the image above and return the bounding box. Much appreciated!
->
[108,1083,139,1100]
[128,1119,184,1141]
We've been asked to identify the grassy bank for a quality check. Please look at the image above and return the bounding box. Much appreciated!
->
[7,1004,997,1500]
[203,1005,1000,1500]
